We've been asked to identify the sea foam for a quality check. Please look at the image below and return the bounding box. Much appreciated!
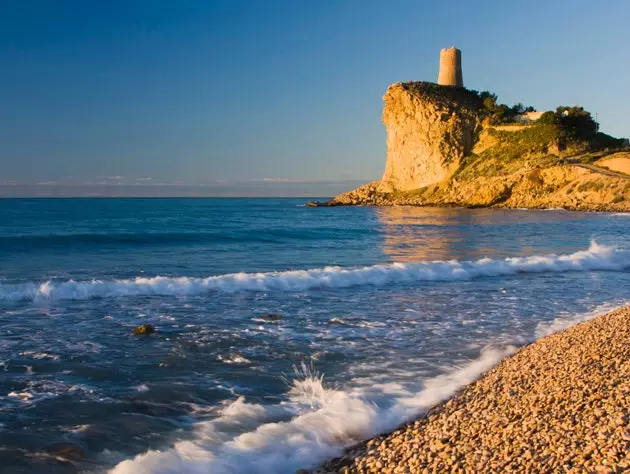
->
[0,241,626,303]
[109,300,628,474]
[109,346,515,474]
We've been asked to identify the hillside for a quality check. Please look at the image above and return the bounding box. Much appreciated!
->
[316,82,630,212]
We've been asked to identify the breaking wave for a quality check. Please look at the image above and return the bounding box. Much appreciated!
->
[109,300,627,474]
[109,347,515,474]
[1,241,628,302]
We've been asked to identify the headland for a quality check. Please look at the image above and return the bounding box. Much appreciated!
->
[311,49,630,211]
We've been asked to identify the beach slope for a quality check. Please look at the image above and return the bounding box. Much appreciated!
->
[315,307,630,473]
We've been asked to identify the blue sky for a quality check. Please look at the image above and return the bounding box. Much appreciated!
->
[1,0,629,196]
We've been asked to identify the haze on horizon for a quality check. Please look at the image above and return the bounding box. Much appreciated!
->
[1,0,629,197]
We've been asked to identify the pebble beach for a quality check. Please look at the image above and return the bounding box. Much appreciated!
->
[314,306,630,474]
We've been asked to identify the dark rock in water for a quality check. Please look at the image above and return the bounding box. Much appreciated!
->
[261,313,283,320]
[132,324,155,335]
[44,442,85,461]
[306,200,338,207]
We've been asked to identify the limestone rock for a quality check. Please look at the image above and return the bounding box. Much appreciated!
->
[379,82,481,191]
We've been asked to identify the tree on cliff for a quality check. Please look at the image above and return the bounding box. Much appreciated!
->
[556,106,598,134]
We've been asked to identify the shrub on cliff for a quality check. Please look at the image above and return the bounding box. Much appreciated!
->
[398,82,485,117]
[590,132,627,151]
[556,106,598,135]
[474,91,534,124]
[537,111,557,125]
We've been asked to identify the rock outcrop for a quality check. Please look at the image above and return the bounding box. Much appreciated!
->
[379,82,481,191]
[319,82,630,212]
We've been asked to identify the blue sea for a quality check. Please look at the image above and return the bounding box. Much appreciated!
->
[1,198,629,474]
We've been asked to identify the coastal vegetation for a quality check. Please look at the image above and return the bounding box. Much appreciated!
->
[473,90,534,124]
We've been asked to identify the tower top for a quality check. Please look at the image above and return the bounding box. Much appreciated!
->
[437,46,463,87]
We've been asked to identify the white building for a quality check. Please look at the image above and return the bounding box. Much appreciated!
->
[515,111,545,123]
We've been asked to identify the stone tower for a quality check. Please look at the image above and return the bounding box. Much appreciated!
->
[437,46,463,87]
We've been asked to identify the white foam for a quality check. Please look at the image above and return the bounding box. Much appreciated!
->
[109,347,513,474]
[1,241,626,303]
[217,354,252,365]
[109,298,630,474]
[535,301,628,339]
[4,380,98,406]
[8,391,33,400]
[18,351,60,361]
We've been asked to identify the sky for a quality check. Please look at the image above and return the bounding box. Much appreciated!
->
[1,0,629,197]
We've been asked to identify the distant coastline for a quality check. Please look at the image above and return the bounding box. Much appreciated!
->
[0,180,363,198]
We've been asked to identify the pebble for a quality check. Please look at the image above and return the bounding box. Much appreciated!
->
[311,307,630,473]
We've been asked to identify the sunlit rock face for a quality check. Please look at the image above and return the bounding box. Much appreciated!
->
[378,82,481,192]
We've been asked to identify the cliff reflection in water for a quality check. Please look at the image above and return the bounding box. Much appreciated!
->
[374,206,590,262]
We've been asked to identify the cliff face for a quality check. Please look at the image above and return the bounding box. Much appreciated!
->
[379,82,481,191]
[322,81,630,212]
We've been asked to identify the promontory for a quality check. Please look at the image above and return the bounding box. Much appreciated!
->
[313,50,630,211]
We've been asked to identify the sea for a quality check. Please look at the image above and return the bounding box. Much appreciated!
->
[1,198,629,474]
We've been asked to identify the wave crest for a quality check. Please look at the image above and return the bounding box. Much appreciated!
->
[109,346,514,474]
[1,241,626,302]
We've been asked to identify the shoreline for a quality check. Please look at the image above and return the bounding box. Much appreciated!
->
[307,199,630,214]
[313,306,630,473]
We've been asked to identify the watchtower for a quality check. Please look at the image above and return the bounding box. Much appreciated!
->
[437,46,463,87]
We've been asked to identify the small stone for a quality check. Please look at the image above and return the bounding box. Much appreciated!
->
[309,307,630,474]
[132,324,155,335]
[261,313,283,320]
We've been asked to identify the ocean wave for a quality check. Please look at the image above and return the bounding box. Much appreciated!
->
[109,300,628,474]
[1,241,627,302]
[109,348,514,474]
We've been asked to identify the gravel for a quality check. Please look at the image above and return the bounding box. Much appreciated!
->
[313,307,630,473]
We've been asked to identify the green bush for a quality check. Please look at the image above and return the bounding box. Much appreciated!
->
[537,111,557,125]
[473,92,534,124]
[556,106,598,135]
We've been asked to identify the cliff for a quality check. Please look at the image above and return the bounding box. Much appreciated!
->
[321,82,630,212]
[379,82,481,191]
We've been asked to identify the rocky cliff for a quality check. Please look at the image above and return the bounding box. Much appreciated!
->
[379,82,481,191]
[319,82,630,212]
